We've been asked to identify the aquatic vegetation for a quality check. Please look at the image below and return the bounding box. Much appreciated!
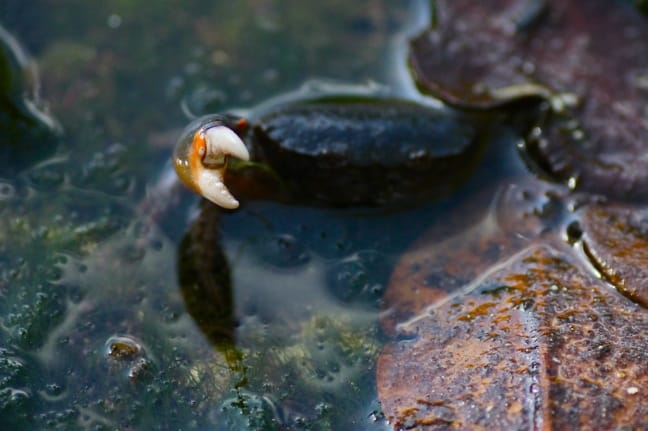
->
[0,1,419,429]
[2,0,647,429]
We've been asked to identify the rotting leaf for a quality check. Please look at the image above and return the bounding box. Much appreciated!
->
[381,180,564,336]
[582,203,648,307]
[378,245,648,430]
[378,179,648,430]
[410,0,648,200]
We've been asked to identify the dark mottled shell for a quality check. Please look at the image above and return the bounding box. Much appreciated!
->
[248,99,482,206]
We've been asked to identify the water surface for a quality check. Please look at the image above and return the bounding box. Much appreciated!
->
[0,1,525,429]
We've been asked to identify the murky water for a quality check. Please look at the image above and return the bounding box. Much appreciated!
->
[0,1,528,429]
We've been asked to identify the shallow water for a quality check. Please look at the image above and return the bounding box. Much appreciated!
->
[0,1,528,429]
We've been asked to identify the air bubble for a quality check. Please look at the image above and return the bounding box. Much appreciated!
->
[325,251,388,307]
[128,357,152,381]
[0,182,15,200]
[107,14,122,29]
[44,382,65,398]
[257,234,310,269]
[565,221,583,243]
[572,129,584,140]
[521,62,535,74]
[105,335,143,360]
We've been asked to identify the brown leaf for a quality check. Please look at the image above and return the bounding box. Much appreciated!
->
[378,244,648,430]
[378,181,648,429]
[582,203,648,307]
[410,0,648,200]
[381,180,562,336]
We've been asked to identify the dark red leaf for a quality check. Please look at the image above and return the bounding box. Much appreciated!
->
[410,0,648,200]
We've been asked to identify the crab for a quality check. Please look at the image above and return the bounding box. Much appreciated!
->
[173,96,483,209]
[172,0,648,429]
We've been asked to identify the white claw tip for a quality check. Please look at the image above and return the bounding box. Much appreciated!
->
[204,126,250,164]
[174,121,250,209]
[195,125,249,209]
[197,167,240,209]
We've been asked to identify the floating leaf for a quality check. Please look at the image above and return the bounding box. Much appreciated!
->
[410,0,648,200]
[582,203,648,307]
[378,181,648,429]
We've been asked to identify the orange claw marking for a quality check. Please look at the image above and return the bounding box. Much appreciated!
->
[173,118,250,209]
[235,118,248,130]
[190,129,207,182]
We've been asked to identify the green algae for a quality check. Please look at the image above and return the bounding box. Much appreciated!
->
[0,1,426,429]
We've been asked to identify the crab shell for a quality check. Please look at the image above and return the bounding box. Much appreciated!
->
[173,116,250,209]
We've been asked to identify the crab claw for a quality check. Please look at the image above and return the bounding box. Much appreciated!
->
[174,119,250,209]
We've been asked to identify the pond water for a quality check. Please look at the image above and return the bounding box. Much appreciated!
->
[0,1,527,429]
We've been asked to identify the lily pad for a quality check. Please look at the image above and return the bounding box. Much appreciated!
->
[409,0,648,200]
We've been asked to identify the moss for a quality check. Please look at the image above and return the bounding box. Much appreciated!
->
[0,0,415,428]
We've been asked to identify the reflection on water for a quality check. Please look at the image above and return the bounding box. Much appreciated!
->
[0,0,526,429]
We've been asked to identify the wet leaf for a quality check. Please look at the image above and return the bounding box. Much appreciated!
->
[582,203,648,307]
[410,0,648,200]
[378,245,648,430]
[381,180,563,335]
[378,181,648,430]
